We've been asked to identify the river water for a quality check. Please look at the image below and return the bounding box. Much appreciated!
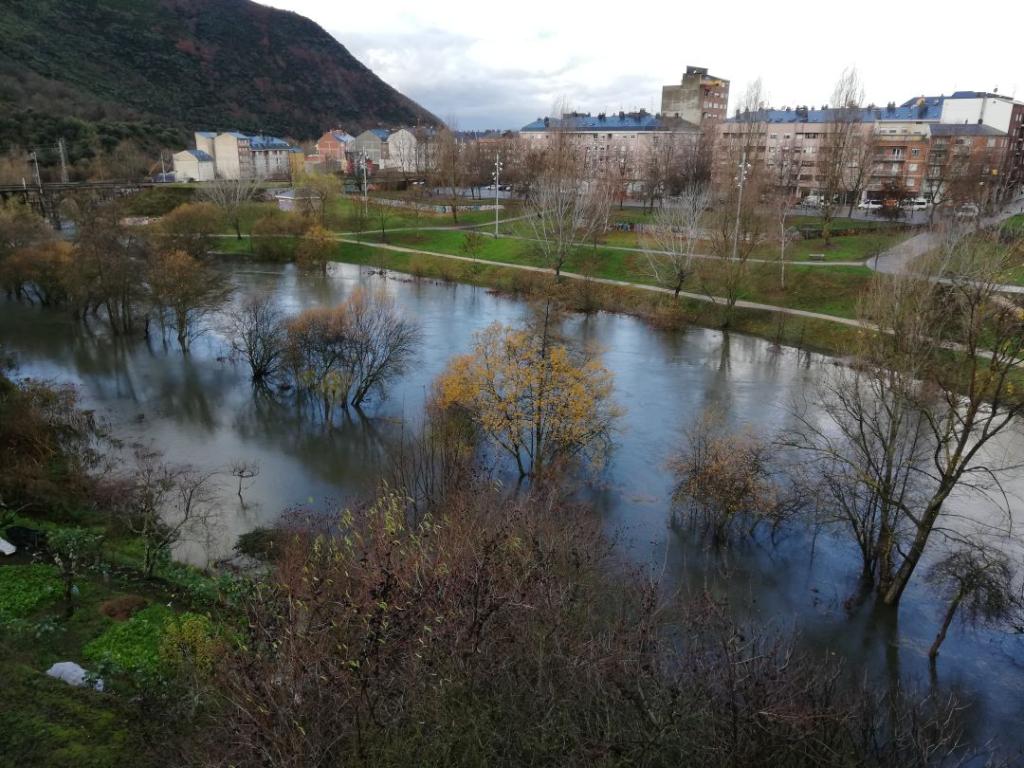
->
[1,258,1021,751]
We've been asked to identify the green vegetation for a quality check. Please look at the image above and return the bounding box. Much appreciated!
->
[0,563,62,621]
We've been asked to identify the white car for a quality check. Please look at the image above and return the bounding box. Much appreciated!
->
[901,198,930,211]
[858,200,883,211]
[801,195,823,208]
[955,203,980,219]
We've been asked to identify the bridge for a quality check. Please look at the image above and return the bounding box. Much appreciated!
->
[0,180,157,228]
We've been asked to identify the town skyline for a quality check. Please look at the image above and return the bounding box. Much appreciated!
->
[257,0,1023,130]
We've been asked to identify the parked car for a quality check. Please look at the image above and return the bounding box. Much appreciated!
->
[901,198,930,211]
[955,203,980,219]
[858,200,883,211]
[801,194,823,208]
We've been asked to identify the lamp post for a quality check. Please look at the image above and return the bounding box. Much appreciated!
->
[732,152,752,261]
[359,151,368,217]
[492,151,503,239]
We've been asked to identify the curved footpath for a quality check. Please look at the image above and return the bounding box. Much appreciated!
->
[867,197,1024,295]
[332,236,874,330]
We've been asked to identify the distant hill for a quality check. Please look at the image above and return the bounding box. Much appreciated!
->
[0,0,437,173]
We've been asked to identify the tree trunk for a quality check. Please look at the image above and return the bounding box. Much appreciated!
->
[882,488,953,606]
[929,591,963,660]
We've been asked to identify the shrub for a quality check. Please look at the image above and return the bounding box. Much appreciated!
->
[250,210,305,261]
[0,564,61,622]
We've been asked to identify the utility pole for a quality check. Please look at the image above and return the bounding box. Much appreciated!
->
[492,151,503,239]
[732,152,751,261]
[57,138,69,183]
[29,151,42,188]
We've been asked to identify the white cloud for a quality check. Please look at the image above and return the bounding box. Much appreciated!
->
[258,0,1023,129]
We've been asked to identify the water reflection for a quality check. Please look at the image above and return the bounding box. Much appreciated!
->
[1,258,1021,752]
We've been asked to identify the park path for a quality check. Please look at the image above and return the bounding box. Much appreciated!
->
[332,236,873,330]
[868,196,1024,294]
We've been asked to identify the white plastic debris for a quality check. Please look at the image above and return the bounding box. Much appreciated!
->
[45,661,104,692]
[0,538,14,556]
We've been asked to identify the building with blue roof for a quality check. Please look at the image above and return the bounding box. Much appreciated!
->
[519,110,701,187]
[717,89,1024,205]
[179,130,299,180]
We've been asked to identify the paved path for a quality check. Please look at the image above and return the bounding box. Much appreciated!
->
[868,197,1024,295]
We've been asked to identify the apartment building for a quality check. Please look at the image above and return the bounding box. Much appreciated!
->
[717,91,1024,205]
[661,66,730,126]
[519,111,699,182]
[173,131,298,181]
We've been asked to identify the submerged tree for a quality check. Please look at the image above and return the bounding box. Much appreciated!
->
[228,295,287,385]
[671,409,800,544]
[285,288,419,420]
[789,232,1024,605]
[148,249,231,351]
[436,312,619,478]
[926,546,1018,661]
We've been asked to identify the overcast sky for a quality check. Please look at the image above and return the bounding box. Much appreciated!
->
[258,0,1022,130]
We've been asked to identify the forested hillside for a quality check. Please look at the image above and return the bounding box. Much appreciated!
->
[0,0,436,176]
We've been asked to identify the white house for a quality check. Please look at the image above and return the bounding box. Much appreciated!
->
[384,128,418,172]
[172,148,215,182]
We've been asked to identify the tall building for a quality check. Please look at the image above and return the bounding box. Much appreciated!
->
[716,91,1023,206]
[661,66,730,126]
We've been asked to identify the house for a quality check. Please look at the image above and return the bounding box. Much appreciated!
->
[348,128,391,165]
[385,128,418,172]
[315,129,354,172]
[171,148,215,182]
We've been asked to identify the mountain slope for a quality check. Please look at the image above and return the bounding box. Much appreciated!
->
[0,0,436,166]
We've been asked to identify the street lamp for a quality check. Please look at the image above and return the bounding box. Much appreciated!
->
[492,151,503,239]
[732,151,752,261]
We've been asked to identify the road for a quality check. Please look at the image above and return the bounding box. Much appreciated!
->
[868,195,1024,295]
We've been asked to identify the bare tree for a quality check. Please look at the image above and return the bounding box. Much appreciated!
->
[200,176,261,240]
[926,545,1019,661]
[789,232,1024,606]
[527,110,611,277]
[345,288,421,408]
[767,136,804,288]
[229,460,260,509]
[113,449,221,577]
[818,69,865,245]
[228,295,287,385]
[642,180,710,296]
[432,126,465,223]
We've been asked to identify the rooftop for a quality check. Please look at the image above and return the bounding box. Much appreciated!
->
[728,100,943,124]
[931,123,1006,137]
[521,112,664,132]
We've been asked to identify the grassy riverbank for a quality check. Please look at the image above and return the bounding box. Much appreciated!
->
[0,507,230,768]
[214,235,863,356]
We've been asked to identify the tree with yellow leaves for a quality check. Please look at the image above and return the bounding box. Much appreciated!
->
[436,315,619,478]
[294,224,334,275]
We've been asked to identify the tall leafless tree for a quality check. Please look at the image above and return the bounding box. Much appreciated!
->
[200,176,261,240]
[642,179,710,296]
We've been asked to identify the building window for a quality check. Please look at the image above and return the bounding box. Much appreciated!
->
[911,148,920,156]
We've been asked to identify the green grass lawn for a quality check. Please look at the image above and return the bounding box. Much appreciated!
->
[355,229,872,319]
